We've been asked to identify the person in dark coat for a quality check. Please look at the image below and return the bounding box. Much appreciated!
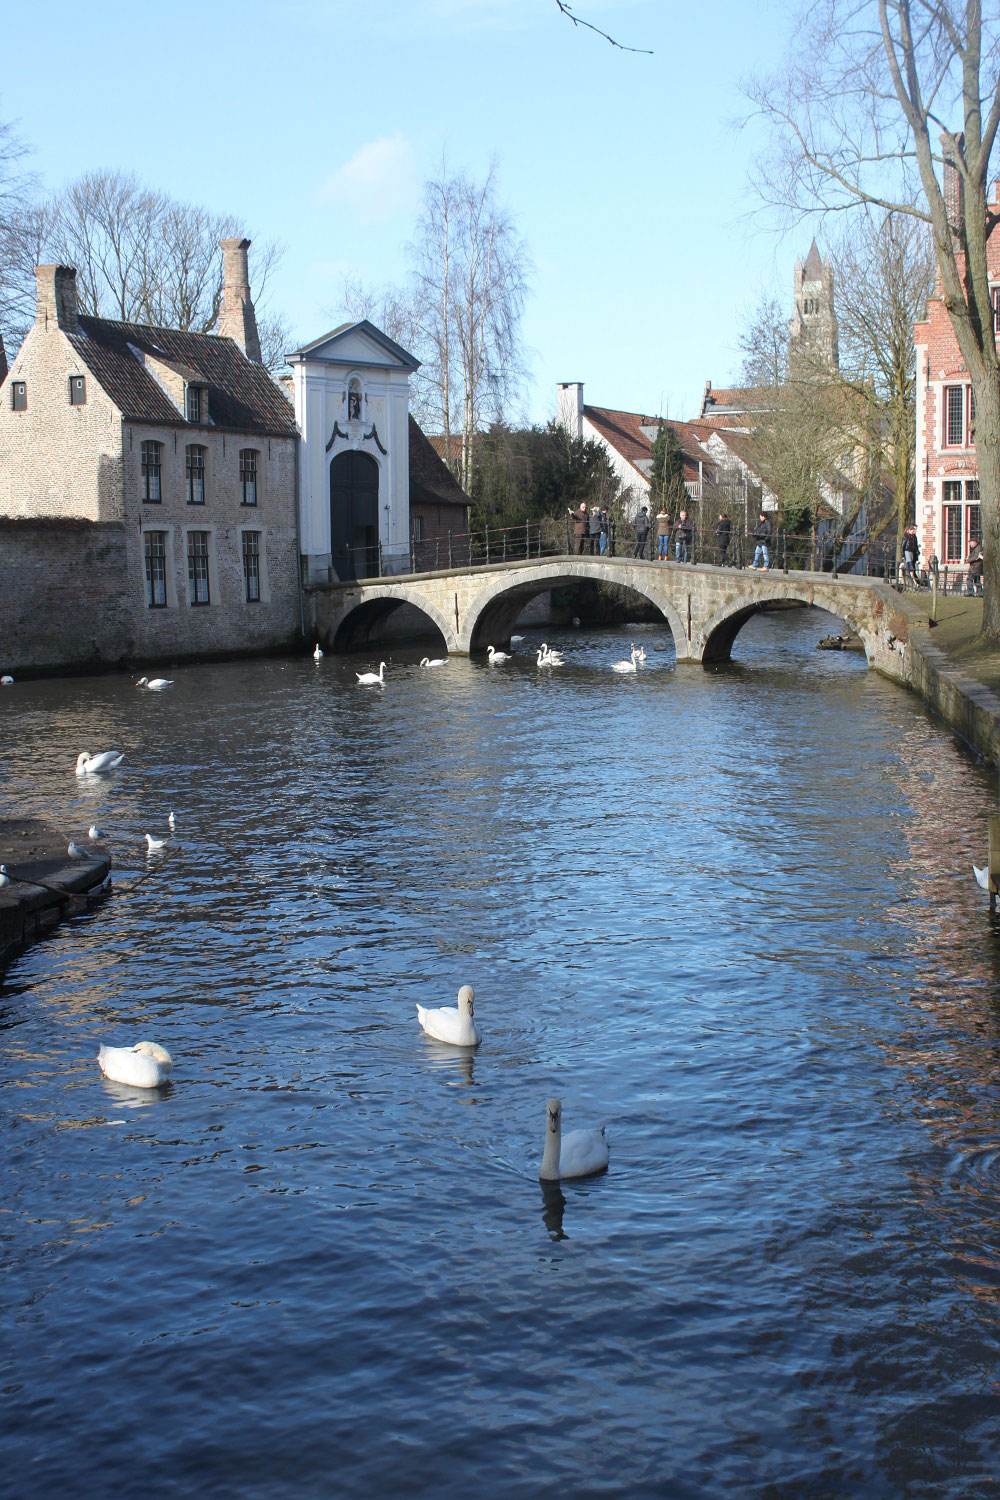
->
[568,503,588,555]
[901,526,919,588]
[716,512,731,566]
[673,509,693,563]
[633,506,650,559]
[752,512,772,569]
[967,540,984,596]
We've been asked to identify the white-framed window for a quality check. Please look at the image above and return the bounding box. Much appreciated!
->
[239,448,258,506]
[187,530,211,605]
[144,530,168,608]
[68,375,86,406]
[185,444,206,505]
[141,440,162,502]
[242,530,261,602]
[186,385,203,424]
[944,384,971,447]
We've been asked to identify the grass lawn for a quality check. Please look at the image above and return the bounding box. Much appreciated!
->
[902,591,1000,694]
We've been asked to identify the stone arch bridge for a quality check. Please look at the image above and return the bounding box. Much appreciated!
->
[306,556,912,680]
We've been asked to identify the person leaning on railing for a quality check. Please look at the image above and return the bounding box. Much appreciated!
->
[568,503,589,555]
[716,512,731,566]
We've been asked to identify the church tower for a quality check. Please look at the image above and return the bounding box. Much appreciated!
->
[789,240,839,376]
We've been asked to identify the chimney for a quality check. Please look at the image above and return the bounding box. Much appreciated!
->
[0,331,7,385]
[35,265,79,333]
[218,237,262,363]
[941,132,965,234]
[556,381,584,441]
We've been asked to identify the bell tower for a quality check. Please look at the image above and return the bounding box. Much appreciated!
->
[789,240,839,377]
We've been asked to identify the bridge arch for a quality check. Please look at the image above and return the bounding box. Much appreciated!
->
[461,560,688,656]
[699,583,875,666]
[323,585,458,654]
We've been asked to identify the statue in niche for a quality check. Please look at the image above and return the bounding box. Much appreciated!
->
[348,383,362,421]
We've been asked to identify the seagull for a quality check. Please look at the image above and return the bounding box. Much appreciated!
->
[88,824,105,842]
[136,676,173,691]
[420,656,448,668]
[75,751,124,776]
[145,833,167,854]
[313,643,324,660]
[356,662,386,685]
[0,865,9,887]
[168,811,176,831]
[67,841,85,858]
[974,864,990,891]
[487,646,510,664]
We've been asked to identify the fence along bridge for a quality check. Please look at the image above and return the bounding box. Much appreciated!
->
[307,555,912,679]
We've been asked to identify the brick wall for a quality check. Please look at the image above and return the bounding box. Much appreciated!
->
[0,519,134,672]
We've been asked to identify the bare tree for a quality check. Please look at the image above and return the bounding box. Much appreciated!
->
[0,113,39,351]
[746,0,1000,635]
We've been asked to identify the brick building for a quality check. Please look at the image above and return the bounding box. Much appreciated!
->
[0,242,301,662]
[913,178,997,570]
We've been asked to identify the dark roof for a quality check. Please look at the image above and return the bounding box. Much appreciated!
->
[408,416,469,512]
[70,317,298,437]
[290,319,420,371]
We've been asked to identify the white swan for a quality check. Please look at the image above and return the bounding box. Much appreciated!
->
[356,662,386,685]
[539,1098,609,1181]
[635,646,647,663]
[416,985,481,1047]
[611,645,638,674]
[487,646,510,664]
[0,865,9,887]
[539,643,565,665]
[974,863,990,891]
[76,750,124,776]
[511,635,525,644]
[98,1040,173,1089]
[1,675,12,686]
[168,811,176,831]
[136,676,173,691]
[145,833,167,853]
[313,643,324,660]
[420,656,448,668]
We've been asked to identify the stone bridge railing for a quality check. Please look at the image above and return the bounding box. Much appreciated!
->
[306,556,913,681]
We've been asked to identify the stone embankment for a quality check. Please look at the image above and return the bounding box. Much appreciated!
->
[895,596,1000,767]
[0,819,111,975]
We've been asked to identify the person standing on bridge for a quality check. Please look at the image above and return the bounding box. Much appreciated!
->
[673,509,693,564]
[656,506,670,561]
[752,511,772,570]
[568,503,588,555]
[633,506,650,559]
[901,526,919,589]
[716,512,731,566]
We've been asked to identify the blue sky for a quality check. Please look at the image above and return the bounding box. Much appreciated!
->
[3,0,808,425]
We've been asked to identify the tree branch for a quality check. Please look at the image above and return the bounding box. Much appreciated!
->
[554,1,653,54]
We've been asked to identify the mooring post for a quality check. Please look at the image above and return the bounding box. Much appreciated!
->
[931,571,938,621]
[782,529,788,574]
[448,532,453,569]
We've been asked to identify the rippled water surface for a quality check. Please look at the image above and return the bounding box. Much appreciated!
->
[3,609,1000,1498]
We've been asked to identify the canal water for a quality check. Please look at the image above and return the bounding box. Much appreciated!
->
[2,607,999,1498]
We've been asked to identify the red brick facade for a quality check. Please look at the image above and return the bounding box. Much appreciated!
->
[914,192,1000,568]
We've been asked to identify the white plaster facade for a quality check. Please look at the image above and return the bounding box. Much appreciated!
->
[290,322,420,584]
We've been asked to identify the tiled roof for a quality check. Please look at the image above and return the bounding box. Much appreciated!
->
[582,405,710,482]
[409,417,469,512]
[697,384,776,429]
[70,317,298,437]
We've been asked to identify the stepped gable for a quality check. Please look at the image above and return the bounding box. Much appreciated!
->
[70,316,298,437]
[408,416,470,508]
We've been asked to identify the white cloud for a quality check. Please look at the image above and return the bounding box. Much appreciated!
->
[315,137,420,226]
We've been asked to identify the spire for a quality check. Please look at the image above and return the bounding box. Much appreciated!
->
[803,239,824,279]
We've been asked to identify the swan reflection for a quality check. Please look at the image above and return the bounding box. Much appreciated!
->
[540,1179,568,1240]
[99,1077,173,1109]
[419,1038,476,1087]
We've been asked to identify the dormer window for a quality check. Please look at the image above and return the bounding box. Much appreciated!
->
[186,385,204,424]
[68,375,86,405]
[10,381,26,412]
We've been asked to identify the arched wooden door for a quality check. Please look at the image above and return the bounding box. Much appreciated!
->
[330,451,379,580]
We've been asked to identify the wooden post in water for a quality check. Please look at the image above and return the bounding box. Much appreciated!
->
[989,815,1000,913]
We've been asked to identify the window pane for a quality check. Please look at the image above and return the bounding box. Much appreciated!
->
[946,386,964,446]
[185,446,205,505]
[141,441,162,502]
[242,530,261,602]
[968,503,982,547]
[187,386,201,423]
[944,506,963,561]
[187,531,210,605]
[240,449,257,506]
[144,532,167,608]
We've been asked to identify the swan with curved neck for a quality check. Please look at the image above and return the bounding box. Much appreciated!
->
[486,646,510,664]
[76,750,125,776]
[356,662,386,685]
[611,645,638,674]
[136,676,173,690]
[416,984,481,1047]
[539,1098,609,1180]
[420,656,448,668]
[98,1040,173,1089]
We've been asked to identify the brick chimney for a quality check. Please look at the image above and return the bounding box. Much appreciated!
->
[35,265,79,333]
[941,132,965,234]
[218,237,262,363]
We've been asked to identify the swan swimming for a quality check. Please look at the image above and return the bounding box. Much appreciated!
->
[539,1098,609,1181]
[98,1040,173,1089]
[136,676,173,691]
[420,656,448,668]
[611,645,638,674]
[356,662,386,685]
[168,811,176,831]
[487,646,510,664]
[416,984,481,1047]
[76,750,124,776]
[145,833,167,853]
[313,643,324,660]
[974,863,990,891]
[511,635,525,644]
[635,646,647,663]
[536,647,564,668]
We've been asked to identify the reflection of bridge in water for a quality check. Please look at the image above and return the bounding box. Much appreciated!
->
[308,556,911,679]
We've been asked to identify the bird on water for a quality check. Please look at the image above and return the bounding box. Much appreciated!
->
[75,750,124,776]
[98,1041,173,1089]
[416,985,482,1047]
[538,1098,609,1180]
[356,662,386,685]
